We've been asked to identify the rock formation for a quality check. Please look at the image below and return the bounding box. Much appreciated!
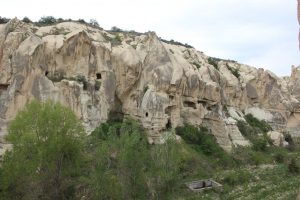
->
[0,19,299,153]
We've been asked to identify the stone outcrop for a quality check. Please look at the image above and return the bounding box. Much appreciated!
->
[0,19,300,152]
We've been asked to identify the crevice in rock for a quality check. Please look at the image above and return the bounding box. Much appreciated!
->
[183,101,196,109]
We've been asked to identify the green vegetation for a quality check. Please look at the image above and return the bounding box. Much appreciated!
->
[226,63,240,78]
[0,16,10,24]
[0,101,85,199]
[192,62,201,69]
[94,80,101,91]
[111,34,122,46]
[237,114,273,151]
[169,49,174,54]
[22,17,32,23]
[1,102,300,199]
[207,57,219,70]
[160,38,194,49]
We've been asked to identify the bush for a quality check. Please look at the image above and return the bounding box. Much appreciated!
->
[288,158,299,174]
[252,138,268,152]
[37,16,57,26]
[89,19,99,27]
[207,57,219,70]
[22,16,31,23]
[111,26,123,32]
[250,151,266,165]
[244,114,272,133]
[94,80,101,91]
[273,150,287,163]
[0,17,10,24]
[111,34,122,46]
[0,101,85,199]
[175,124,232,167]
[226,64,240,78]
[237,115,272,152]
[76,75,89,90]
[192,62,201,69]
[87,120,183,200]
[223,170,252,186]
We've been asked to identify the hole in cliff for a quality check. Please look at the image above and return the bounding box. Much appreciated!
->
[183,101,197,109]
[45,71,49,76]
[96,73,102,79]
[145,112,149,117]
[166,119,172,129]
[0,84,9,90]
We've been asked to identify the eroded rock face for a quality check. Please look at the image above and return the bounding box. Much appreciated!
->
[0,19,300,152]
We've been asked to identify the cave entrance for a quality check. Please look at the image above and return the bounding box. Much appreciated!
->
[0,84,9,90]
[166,119,172,129]
[96,73,102,79]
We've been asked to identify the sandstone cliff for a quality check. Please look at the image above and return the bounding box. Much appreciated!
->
[0,18,299,152]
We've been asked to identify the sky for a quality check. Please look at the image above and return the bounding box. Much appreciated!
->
[1,0,299,76]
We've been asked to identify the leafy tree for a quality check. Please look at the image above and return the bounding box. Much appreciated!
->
[111,26,122,32]
[0,100,85,200]
[37,16,57,26]
[86,120,182,200]
[89,19,99,27]
[0,16,10,24]
[22,16,32,23]
[87,120,149,200]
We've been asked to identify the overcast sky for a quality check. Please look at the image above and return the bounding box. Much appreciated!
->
[1,0,299,76]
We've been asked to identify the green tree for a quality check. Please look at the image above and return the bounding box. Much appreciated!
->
[0,100,85,200]
[87,120,150,200]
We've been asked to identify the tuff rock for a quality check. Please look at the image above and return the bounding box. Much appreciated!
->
[0,19,300,153]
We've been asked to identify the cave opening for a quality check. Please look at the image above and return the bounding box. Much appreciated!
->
[45,71,49,76]
[166,119,172,129]
[96,73,102,79]
[145,112,149,117]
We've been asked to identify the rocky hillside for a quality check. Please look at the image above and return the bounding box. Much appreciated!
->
[0,18,300,152]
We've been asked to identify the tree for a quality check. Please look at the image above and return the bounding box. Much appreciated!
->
[0,100,85,200]
[37,16,57,26]
[22,16,32,23]
[110,26,122,32]
[0,16,10,24]
[89,19,99,27]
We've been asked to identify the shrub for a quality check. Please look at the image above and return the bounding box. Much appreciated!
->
[111,34,122,46]
[237,120,258,140]
[87,120,183,199]
[76,75,89,90]
[244,114,272,133]
[0,101,85,199]
[226,64,240,78]
[192,62,201,69]
[273,150,287,163]
[77,19,86,24]
[223,170,252,186]
[89,19,99,27]
[37,16,57,26]
[207,57,219,70]
[288,158,299,174]
[94,80,101,91]
[175,124,232,167]
[252,138,268,152]
[22,17,32,23]
[250,151,266,165]
[0,17,10,24]
[111,26,122,32]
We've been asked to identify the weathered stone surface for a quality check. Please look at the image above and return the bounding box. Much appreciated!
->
[267,131,285,147]
[0,19,299,153]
